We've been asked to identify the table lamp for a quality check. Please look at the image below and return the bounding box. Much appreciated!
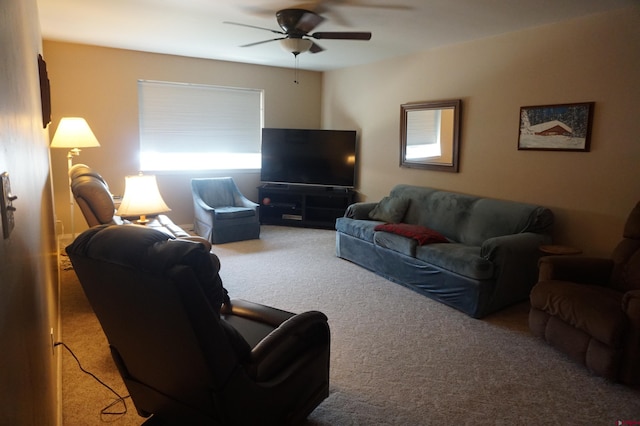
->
[116,174,171,224]
[50,117,100,238]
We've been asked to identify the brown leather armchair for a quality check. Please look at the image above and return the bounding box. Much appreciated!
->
[66,224,330,425]
[529,201,640,385]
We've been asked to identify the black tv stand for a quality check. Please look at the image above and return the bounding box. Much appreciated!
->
[258,184,356,229]
[262,183,290,189]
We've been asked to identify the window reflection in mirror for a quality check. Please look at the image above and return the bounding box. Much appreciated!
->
[400,99,461,172]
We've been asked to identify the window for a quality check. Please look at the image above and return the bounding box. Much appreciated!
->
[138,80,263,171]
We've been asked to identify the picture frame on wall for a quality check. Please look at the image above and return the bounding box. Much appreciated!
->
[38,54,51,129]
[517,102,594,152]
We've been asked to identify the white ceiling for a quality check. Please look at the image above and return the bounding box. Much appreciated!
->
[37,0,636,72]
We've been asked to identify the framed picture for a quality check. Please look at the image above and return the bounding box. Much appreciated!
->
[38,54,51,129]
[517,102,594,151]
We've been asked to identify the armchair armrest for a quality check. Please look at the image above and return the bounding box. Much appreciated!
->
[622,289,640,328]
[177,236,213,252]
[248,310,329,381]
[193,193,215,212]
[236,194,259,209]
[221,298,294,327]
[345,202,378,220]
[538,256,613,285]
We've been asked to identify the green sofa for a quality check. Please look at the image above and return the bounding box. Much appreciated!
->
[335,185,554,318]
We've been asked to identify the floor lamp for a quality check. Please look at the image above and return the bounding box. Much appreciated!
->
[50,117,100,238]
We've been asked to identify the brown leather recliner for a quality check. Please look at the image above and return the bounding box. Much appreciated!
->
[68,163,191,239]
[529,201,640,385]
[69,163,125,227]
[66,224,330,425]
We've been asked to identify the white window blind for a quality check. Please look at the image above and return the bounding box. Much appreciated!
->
[138,80,263,171]
[405,109,442,159]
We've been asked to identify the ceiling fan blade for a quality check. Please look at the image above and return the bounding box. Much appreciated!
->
[295,11,325,34]
[240,38,286,48]
[223,21,285,36]
[311,31,372,40]
[309,41,325,53]
[344,2,411,10]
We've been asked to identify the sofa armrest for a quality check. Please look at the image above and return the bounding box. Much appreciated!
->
[481,232,549,261]
[248,310,330,381]
[479,232,551,314]
[537,256,613,284]
[345,202,378,220]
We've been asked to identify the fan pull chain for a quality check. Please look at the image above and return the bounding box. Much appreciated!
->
[293,54,300,84]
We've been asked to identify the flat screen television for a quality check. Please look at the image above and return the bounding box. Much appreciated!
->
[261,128,357,188]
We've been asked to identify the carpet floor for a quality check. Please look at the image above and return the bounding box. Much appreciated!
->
[60,225,640,425]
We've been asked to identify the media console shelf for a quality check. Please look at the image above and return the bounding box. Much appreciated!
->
[258,184,356,229]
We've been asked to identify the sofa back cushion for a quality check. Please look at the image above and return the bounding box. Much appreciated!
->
[390,185,553,246]
[463,199,554,246]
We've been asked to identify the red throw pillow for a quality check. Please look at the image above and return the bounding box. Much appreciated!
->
[374,223,449,245]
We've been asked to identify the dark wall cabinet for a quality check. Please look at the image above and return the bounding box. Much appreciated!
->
[258,184,356,229]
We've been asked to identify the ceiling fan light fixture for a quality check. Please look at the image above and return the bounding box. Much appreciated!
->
[280,38,313,55]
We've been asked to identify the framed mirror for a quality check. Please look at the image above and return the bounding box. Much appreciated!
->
[400,99,461,172]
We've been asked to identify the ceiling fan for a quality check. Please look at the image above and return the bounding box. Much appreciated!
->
[242,1,411,28]
[224,8,372,56]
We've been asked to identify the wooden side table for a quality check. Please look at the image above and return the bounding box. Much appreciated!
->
[539,245,582,255]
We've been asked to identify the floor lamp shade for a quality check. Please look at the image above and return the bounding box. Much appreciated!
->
[116,174,171,224]
[50,117,100,149]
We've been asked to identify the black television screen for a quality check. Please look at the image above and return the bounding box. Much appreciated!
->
[261,128,357,188]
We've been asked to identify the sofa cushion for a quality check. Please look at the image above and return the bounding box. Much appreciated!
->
[415,243,494,280]
[373,230,418,257]
[336,217,381,243]
[530,281,626,347]
[368,196,410,223]
[374,223,448,245]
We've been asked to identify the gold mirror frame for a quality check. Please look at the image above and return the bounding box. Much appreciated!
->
[400,99,461,172]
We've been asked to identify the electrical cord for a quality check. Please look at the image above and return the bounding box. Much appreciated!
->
[55,341,130,418]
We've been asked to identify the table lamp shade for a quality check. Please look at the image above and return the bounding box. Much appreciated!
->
[116,174,171,220]
[50,117,100,148]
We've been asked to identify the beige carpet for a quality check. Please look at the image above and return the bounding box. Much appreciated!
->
[60,225,640,425]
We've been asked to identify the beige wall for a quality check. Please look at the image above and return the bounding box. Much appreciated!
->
[45,8,640,256]
[44,41,323,232]
[322,7,640,257]
[0,0,59,423]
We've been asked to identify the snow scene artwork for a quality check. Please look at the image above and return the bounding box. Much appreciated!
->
[518,102,594,151]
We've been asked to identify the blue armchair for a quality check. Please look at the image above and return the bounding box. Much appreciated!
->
[191,177,260,244]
